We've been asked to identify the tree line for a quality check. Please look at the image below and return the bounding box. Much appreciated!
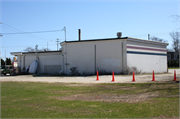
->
[149,15,180,52]
[150,31,179,52]
[1,58,12,66]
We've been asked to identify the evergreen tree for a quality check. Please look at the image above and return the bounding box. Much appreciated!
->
[5,58,12,65]
[8,58,12,65]
[1,59,5,65]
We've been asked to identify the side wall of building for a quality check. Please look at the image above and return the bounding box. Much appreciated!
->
[126,39,168,73]
[38,52,62,74]
[17,52,62,74]
[61,39,127,75]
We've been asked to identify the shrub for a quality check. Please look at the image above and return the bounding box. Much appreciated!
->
[175,60,179,68]
[177,60,179,68]
[127,66,141,75]
[171,60,174,67]
[168,61,170,67]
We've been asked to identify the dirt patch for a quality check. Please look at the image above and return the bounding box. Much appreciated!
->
[98,85,138,91]
[151,115,179,119]
[45,90,71,94]
[65,83,95,87]
[51,92,159,103]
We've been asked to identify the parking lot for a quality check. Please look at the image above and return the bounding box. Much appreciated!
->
[0,69,179,83]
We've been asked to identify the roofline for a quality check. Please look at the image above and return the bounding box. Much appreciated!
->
[10,52,23,56]
[60,37,128,44]
[60,36,169,46]
[127,37,169,45]
[11,51,62,56]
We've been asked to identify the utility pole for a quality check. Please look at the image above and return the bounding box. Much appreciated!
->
[2,47,6,66]
[56,39,59,51]
[62,27,66,41]
[35,45,38,52]
[148,34,150,40]
[47,40,52,51]
[0,22,2,72]
[63,27,66,42]
[0,22,2,37]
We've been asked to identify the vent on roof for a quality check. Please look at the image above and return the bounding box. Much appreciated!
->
[78,29,81,41]
[117,32,122,38]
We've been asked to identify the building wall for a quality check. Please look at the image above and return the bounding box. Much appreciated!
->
[17,55,23,70]
[61,39,126,75]
[24,54,36,69]
[17,52,62,74]
[126,39,168,73]
[38,52,62,74]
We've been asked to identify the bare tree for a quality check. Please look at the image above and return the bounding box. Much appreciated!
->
[171,15,180,22]
[170,32,180,52]
[24,47,35,52]
[150,36,166,43]
[24,47,51,52]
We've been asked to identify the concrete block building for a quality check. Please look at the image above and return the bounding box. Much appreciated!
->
[11,33,168,75]
[11,51,62,74]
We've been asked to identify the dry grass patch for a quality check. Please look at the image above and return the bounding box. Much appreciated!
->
[51,92,160,103]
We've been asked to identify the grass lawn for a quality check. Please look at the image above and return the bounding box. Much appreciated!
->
[1,82,179,118]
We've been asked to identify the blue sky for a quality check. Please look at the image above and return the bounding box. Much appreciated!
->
[0,0,179,60]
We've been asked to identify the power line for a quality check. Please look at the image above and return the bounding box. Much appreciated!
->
[1,29,64,35]
[2,23,50,40]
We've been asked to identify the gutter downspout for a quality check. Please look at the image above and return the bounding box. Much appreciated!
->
[35,52,39,73]
[66,42,68,75]
[122,39,127,74]
[23,55,25,70]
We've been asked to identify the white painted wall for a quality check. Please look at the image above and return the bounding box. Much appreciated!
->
[61,39,126,75]
[38,52,62,74]
[127,39,168,73]
[127,54,167,73]
[24,54,36,68]
[17,55,23,70]
[17,52,62,74]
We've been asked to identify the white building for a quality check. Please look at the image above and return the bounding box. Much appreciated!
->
[11,51,62,74]
[11,34,168,75]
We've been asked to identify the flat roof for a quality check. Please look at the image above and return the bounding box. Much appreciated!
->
[60,37,128,44]
[11,51,62,56]
[127,37,169,45]
[60,37,169,45]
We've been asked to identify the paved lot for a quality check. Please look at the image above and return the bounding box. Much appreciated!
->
[0,69,179,83]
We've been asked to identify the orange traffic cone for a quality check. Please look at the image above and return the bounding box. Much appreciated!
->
[96,70,99,81]
[132,71,135,82]
[112,71,115,82]
[173,70,177,81]
[152,70,155,81]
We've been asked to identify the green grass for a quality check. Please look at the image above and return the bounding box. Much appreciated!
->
[168,67,180,69]
[1,82,179,118]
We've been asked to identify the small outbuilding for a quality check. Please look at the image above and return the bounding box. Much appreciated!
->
[11,33,168,75]
[11,51,62,74]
